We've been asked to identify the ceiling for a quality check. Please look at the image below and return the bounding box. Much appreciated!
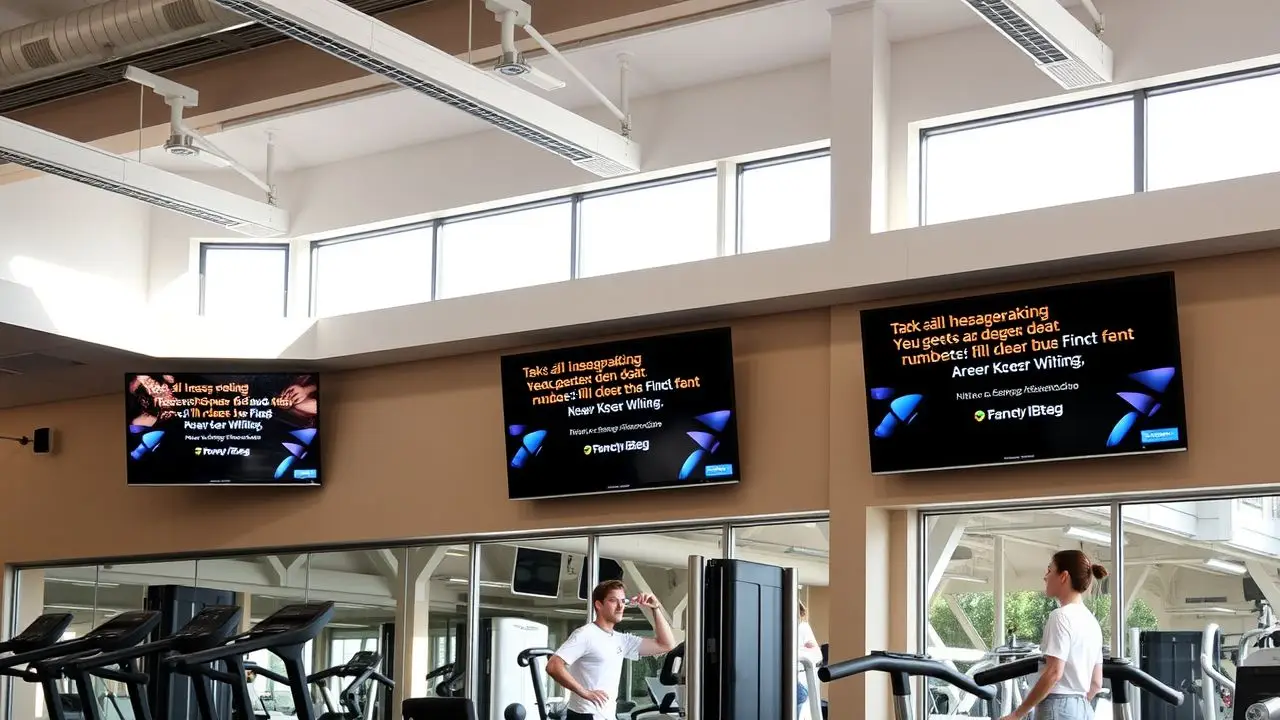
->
[140,0,1084,176]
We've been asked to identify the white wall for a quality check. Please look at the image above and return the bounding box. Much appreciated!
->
[0,173,151,346]
[888,0,1280,227]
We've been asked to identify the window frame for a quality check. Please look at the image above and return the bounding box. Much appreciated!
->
[308,221,438,317]
[733,147,833,254]
[198,242,291,318]
[572,168,720,280]
[917,62,1280,226]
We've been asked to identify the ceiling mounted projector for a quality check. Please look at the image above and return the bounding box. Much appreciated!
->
[0,117,288,237]
[961,0,1112,89]
[209,0,640,178]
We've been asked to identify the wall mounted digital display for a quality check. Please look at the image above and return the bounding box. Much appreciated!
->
[125,373,321,486]
[860,272,1188,473]
[500,327,741,500]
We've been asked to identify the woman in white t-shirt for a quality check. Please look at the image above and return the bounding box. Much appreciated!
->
[1000,549,1107,720]
[797,601,823,717]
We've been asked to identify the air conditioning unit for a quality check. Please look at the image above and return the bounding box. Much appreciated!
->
[960,0,1112,89]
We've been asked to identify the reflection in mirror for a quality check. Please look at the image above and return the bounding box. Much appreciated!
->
[597,527,723,715]
[731,520,829,718]
[474,537,589,720]
[393,543,471,715]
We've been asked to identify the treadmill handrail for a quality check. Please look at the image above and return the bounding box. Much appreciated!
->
[1106,660,1184,706]
[973,655,1184,708]
[819,652,996,700]
[973,656,1044,686]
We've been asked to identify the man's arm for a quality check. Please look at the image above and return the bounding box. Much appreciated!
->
[633,593,677,656]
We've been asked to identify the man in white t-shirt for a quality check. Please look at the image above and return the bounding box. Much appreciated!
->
[546,579,677,720]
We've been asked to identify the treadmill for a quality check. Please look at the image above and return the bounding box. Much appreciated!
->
[166,601,336,720]
[57,605,244,720]
[0,610,162,720]
[291,650,395,720]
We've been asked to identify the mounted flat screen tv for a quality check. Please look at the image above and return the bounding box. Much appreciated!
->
[511,547,563,599]
[860,272,1188,474]
[500,327,740,500]
[124,373,321,486]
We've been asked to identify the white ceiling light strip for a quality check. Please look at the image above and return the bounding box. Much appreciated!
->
[209,0,641,177]
[0,116,288,237]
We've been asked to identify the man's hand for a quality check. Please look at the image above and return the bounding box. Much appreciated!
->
[634,592,661,609]
[579,689,611,708]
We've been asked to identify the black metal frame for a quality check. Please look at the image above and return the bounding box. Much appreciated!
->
[198,242,291,317]
[917,62,1280,225]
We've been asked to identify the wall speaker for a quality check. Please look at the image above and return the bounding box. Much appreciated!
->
[32,428,52,455]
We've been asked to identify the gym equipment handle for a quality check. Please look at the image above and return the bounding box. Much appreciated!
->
[973,656,1043,686]
[819,651,996,701]
[1105,659,1184,707]
[517,647,555,667]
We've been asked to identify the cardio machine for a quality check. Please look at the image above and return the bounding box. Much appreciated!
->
[818,650,997,720]
[0,610,163,720]
[505,646,680,720]
[972,655,1185,720]
[250,649,394,720]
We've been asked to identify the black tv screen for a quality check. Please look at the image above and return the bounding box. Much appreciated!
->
[124,373,321,486]
[500,327,740,500]
[511,547,563,599]
[860,272,1188,474]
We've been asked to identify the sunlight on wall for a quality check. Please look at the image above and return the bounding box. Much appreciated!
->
[8,255,151,351]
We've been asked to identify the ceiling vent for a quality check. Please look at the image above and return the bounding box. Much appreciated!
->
[959,0,1113,89]
[0,353,86,375]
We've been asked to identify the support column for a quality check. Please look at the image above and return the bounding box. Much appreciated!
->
[993,536,1006,648]
[830,0,891,241]
[11,569,44,720]
[391,547,449,710]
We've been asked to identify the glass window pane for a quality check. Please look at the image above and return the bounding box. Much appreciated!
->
[202,244,289,317]
[1147,72,1280,191]
[578,175,719,278]
[922,507,1114,715]
[740,154,831,253]
[313,228,433,317]
[923,100,1135,225]
[478,538,589,714]
[437,203,572,299]
[597,528,724,705]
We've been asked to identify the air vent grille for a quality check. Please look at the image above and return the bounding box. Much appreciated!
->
[162,0,208,30]
[21,38,59,69]
[1041,60,1105,89]
[964,0,1068,64]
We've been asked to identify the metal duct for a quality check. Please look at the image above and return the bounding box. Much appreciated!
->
[0,0,246,92]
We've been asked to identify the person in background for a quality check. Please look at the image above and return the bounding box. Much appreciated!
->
[546,579,677,720]
[797,601,823,717]
[999,549,1107,720]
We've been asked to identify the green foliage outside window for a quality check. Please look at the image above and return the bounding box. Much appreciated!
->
[929,591,1159,649]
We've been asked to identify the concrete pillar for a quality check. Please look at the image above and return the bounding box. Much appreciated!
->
[830,0,891,241]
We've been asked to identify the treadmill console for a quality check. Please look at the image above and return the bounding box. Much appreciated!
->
[346,651,381,669]
[248,602,335,637]
[8,613,73,652]
[169,605,243,651]
[83,610,161,647]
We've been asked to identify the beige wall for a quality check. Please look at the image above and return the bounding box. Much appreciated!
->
[4,247,1280,714]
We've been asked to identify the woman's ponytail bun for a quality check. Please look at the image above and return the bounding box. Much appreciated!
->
[1090,563,1108,580]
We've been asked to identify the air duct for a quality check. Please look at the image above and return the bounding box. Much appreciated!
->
[0,0,245,92]
[959,0,1112,89]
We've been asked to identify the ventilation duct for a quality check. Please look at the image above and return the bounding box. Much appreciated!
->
[0,0,247,92]
[959,0,1112,89]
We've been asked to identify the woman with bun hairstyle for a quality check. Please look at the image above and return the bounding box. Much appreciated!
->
[1000,549,1108,720]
